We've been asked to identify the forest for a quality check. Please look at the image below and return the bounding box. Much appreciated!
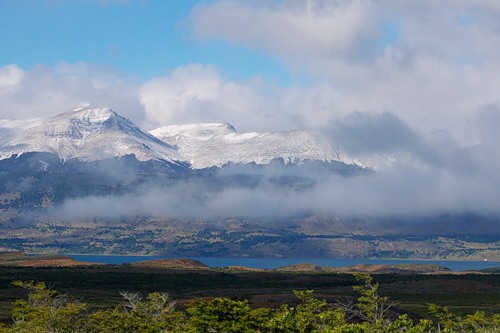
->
[1,274,499,333]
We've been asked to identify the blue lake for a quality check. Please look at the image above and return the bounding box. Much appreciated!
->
[67,255,500,272]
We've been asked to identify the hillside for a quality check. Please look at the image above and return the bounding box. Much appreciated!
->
[130,258,209,269]
[0,251,96,267]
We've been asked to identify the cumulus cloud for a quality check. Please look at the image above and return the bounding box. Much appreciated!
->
[0,63,145,127]
[191,0,375,60]
[192,0,500,65]
[0,64,24,89]
[0,63,324,133]
[189,0,500,134]
[139,64,311,131]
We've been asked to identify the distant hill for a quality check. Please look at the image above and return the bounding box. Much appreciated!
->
[0,251,96,267]
[130,258,209,270]
[274,263,452,274]
[274,263,335,273]
[479,267,500,274]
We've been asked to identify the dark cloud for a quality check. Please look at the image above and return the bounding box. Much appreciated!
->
[329,111,478,176]
[474,103,500,146]
[331,112,420,154]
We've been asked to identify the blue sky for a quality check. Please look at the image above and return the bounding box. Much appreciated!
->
[0,0,290,83]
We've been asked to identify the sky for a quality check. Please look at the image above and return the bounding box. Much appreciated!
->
[2,0,500,221]
[1,0,499,134]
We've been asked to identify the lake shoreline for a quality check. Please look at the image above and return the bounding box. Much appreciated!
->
[25,253,500,271]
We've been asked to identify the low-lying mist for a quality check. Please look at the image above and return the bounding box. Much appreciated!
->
[50,159,500,222]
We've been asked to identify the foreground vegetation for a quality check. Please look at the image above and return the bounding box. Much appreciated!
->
[1,274,499,333]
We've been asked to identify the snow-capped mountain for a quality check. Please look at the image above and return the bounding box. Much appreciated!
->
[149,123,365,169]
[0,107,386,171]
[0,107,187,167]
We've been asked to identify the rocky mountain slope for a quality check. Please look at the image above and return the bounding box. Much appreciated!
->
[0,107,187,167]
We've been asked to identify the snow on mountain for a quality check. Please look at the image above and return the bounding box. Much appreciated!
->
[0,107,187,165]
[150,123,366,169]
[0,118,34,145]
[0,127,17,145]
[150,123,237,146]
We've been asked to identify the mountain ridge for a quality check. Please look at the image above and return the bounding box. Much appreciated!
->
[0,107,369,171]
[149,122,367,169]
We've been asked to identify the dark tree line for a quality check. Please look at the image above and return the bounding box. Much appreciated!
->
[1,274,498,332]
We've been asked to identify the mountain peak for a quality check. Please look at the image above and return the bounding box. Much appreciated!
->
[0,107,186,165]
[69,106,117,121]
[49,106,119,127]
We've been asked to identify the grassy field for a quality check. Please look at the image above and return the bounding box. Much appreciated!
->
[0,265,499,323]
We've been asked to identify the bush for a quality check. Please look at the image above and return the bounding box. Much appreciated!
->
[1,276,499,332]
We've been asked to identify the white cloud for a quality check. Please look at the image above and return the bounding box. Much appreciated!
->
[0,63,319,133]
[0,63,145,126]
[0,64,24,89]
[139,64,310,131]
[189,0,500,134]
[191,0,375,60]
[192,0,500,64]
